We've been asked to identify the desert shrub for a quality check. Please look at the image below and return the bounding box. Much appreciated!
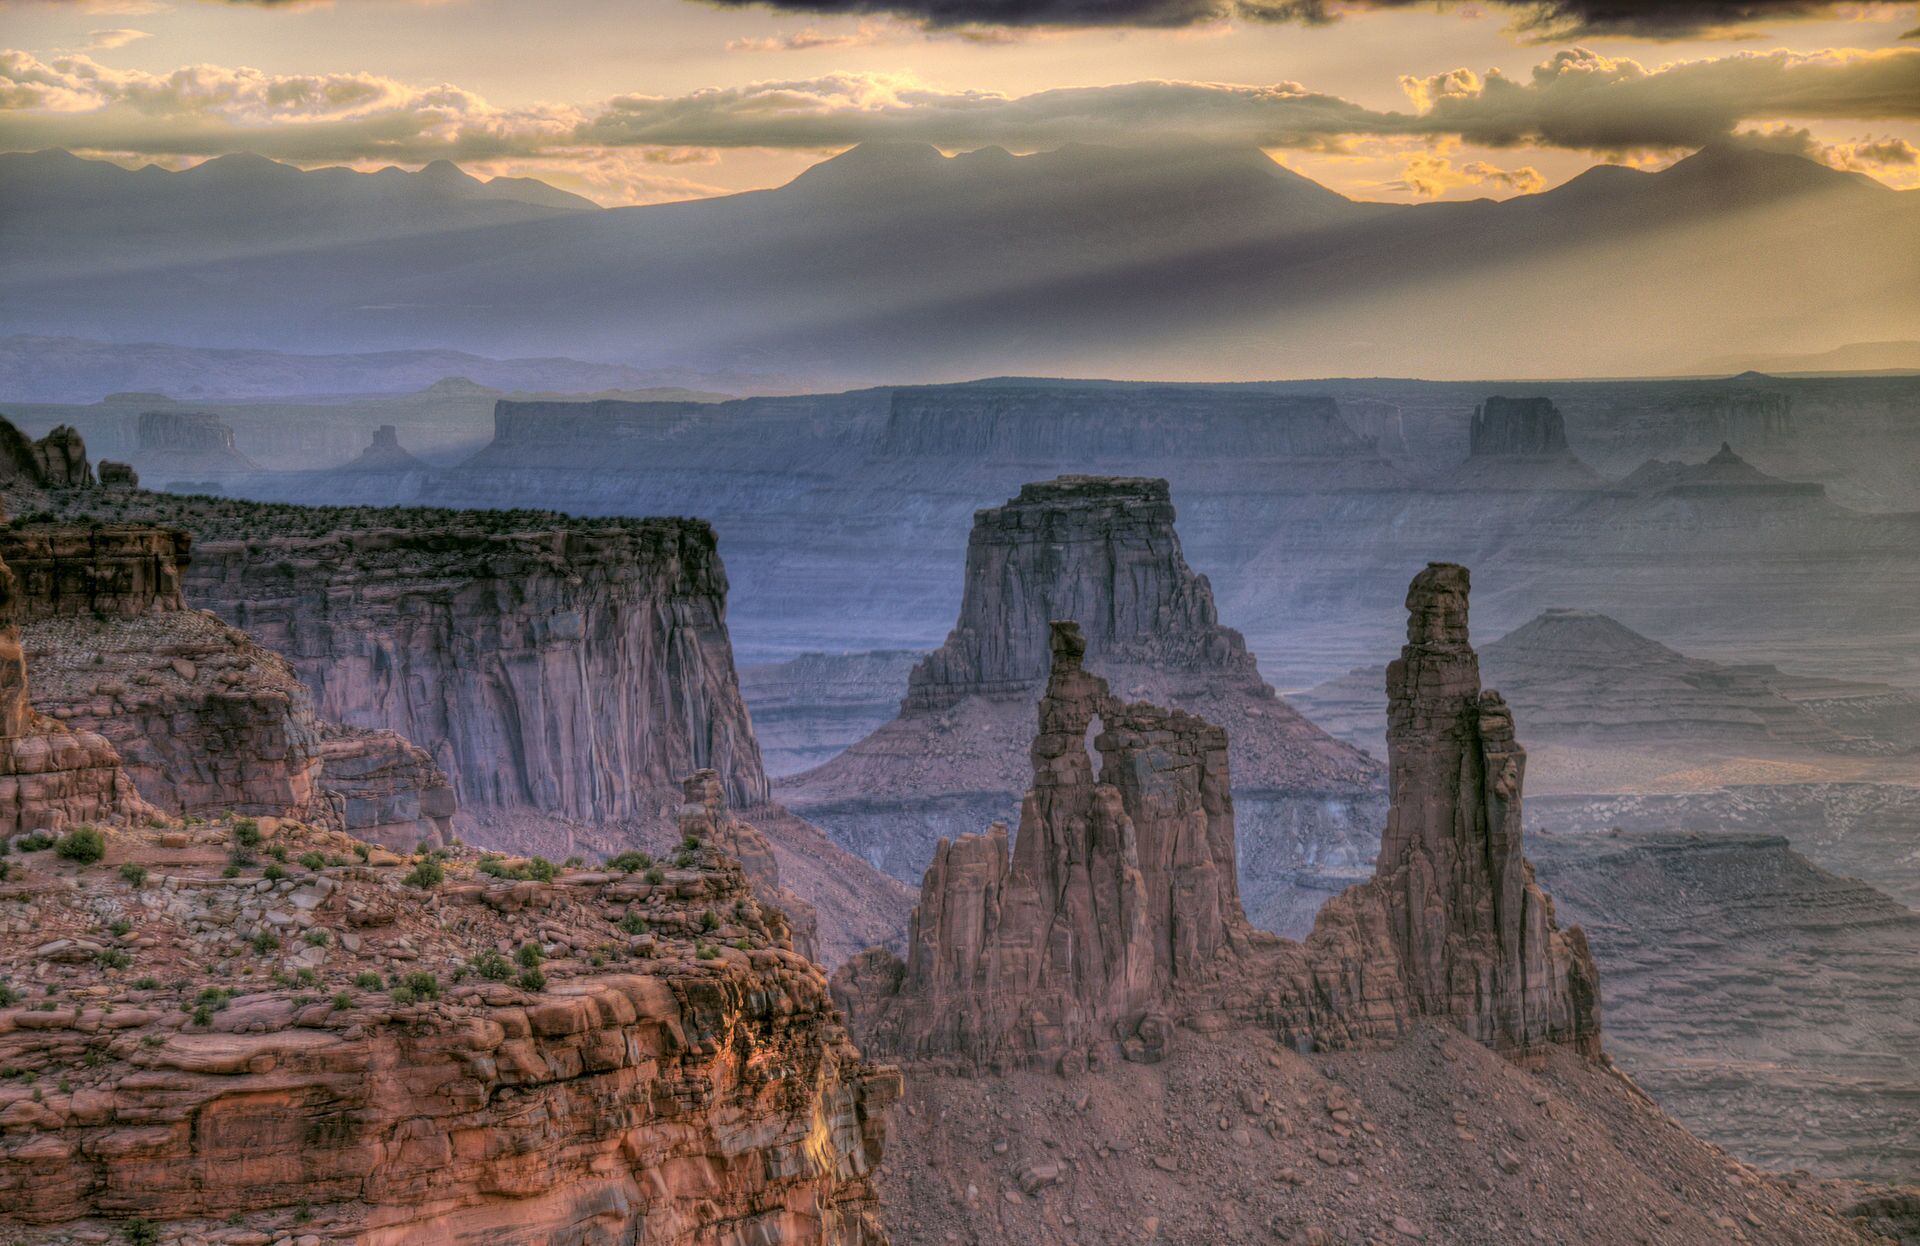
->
[332,992,353,1010]
[298,851,327,871]
[56,826,105,864]
[251,931,280,955]
[619,912,649,936]
[645,868,665,885]
[232,819,261,848]
[517,966,546,992]
[118,863,147,887]
[262,863,286,883]
[471,949,513,981]
[698,909,720,932]
[354,971,383,990]
[525,857,558,883]
[402,971,441,1001]
[403,859,444,889]
[304,928,330,947]
[607,851,651,873]
[516,943,544,968]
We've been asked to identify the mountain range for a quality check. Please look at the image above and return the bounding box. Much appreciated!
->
[2,141,1914,384]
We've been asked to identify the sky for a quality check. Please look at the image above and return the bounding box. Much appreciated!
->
[1,0,1917,205]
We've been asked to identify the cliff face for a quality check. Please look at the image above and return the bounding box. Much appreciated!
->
[0,538,147,835]
[186,519,770,830]
[5,522,455,849]
[1470,397,1570,456]
[0,813,895,1243]
[781,476,1384,925]
[837,565,1600,1070]
[133,409,260,479]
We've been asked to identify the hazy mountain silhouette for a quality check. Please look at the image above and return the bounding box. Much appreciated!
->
[0,149,597,282]
[3,141,1913,383]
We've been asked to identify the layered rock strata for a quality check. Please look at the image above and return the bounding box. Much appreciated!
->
[0,542,146,836]
[0,814,895,1243]
[837,570,1601,1070]
[185,516,769,823]
[5,522,454,848]
[781,476,1385,925]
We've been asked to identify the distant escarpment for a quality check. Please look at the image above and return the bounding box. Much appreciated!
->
[133,409,259,481]
[1449,396,1599,489]
[2,521,454,849]
[836,566,1599,1070]
[781,476,1385,933]
[0,810,895,1243]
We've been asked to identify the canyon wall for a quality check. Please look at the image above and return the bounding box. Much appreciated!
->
[3,522,456,848]
[781,475,1386,928]
[1470,397,1570,456]
[837,568,1601,1069]
[185,517,769,828]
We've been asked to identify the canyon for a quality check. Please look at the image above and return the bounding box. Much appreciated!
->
[779,475,1387,935]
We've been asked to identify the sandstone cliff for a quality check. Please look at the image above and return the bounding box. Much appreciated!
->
[837,565,1599,1071]
[3,522,455,850]
[0,417,95,501]
[781,476,1385,932]
[184,515,769,826]
[0,533,147,836]
[0,812,895,1243]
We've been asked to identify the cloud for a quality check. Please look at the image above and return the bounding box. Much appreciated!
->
[82,28,152,50]
[682,0,1898,38]
[1391,150,1545,196]
[3,44,1916,170]
[726,23,892,51]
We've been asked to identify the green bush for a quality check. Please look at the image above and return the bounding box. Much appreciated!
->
[607,851,652,873]
[332,992,353,1010]
[55,826,105,864]
[97,949,130,970]
[645,867,666,885]
[123,1216,160,1246]
[118,863,147,887]
[298,851,327,871]
[563,855,584,869]
[109,919,132,937]
[619,912,649,936]
[304,928,331,947]
[404,859,444,889]
[518,966,547,992]
[15,831,52,852]
[0,983,17,1007]
[389,986,417,1007]
[698,909,720,932]
[525,856,558,883]
[132,977,158,991]
[251,931,280,955]
[402,971,441,1001]
[232,819,262,848]
[262,863,286,883]
[354,971,383,990]
[516,942,544,968]
[471,949,513,981]
[696,943,719,961]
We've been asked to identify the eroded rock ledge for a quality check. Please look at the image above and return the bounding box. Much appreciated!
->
[835,564,1600,1071]
[0,816,895,1244]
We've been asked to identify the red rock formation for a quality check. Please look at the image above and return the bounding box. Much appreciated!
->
[679,767,821,960]
[838,565,1600,1069]
[0,816,895,1243]
[782,476,1385,926]
[0,544,147,835]
[6,523,455,849]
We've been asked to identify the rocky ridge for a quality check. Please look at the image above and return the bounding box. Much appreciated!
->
[835,564,1599,1071]
[0,810,896,1243]
[780,476,1385,931]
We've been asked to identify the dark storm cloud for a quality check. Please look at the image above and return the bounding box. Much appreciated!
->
[689,0,1897,38]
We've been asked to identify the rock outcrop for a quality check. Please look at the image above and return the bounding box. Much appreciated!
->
[781,476,1385,926]
[0,416,95,498]
[342,423,428,472]
[0,540,146,836]
[678,767,820,961]
[0,813,895,1243]
[5,522,455,849]
[837,566,1600,1070]
[1342,562,1601,1055]
[186,516,769,828]
[96,461,138,489]
[1622,441,1825,497]
[1470,396,1571,456]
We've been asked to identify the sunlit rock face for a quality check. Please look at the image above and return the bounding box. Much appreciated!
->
[781,475,1385,929]
[836,568,1601,1071]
